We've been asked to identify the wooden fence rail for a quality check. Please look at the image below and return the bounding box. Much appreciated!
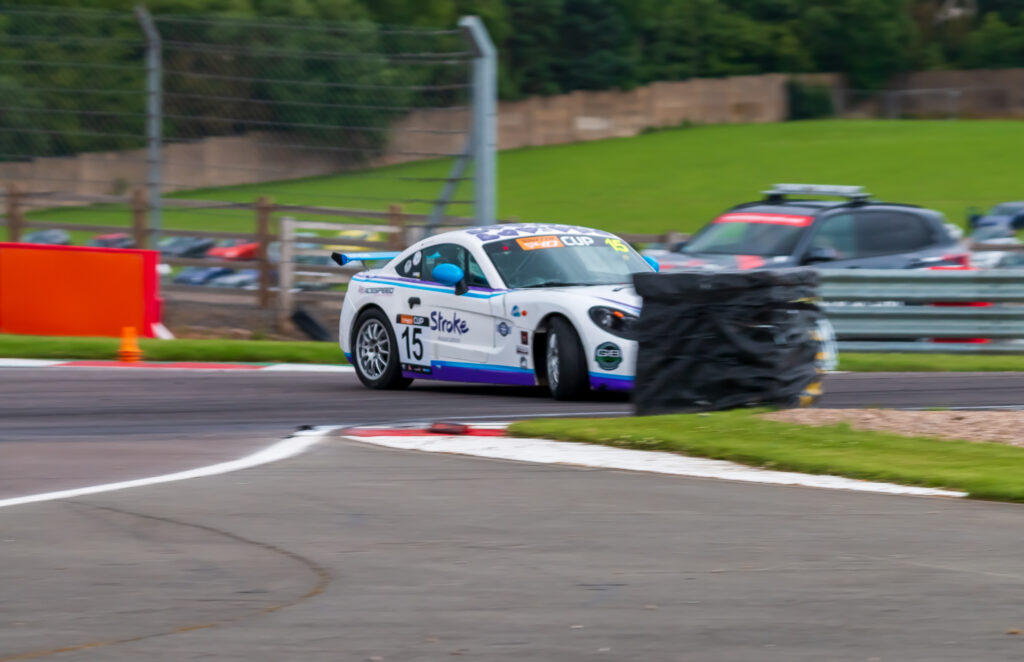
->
[1,185,690,331]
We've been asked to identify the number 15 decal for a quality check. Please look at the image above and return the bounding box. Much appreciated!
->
[401,326,424,360]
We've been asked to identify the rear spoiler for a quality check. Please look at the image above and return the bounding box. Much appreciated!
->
[331,251,401,266]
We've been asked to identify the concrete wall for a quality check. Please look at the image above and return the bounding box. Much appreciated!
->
[0,72,795,200]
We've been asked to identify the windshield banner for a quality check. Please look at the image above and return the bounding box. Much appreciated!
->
[715,213,813,227]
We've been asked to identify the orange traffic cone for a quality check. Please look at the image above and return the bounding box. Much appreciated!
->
[118,326,142,363]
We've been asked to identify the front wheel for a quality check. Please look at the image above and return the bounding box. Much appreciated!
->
[352,309,412,390]
[546,317,590,400]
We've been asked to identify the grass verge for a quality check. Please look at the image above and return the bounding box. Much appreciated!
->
[507,410,1024,502]
[0,334,346,365]
[0,334,1021,371]
[13,120,1024,239]
[839,352,1024,372]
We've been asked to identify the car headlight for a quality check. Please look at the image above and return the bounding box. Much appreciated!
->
[588,306,639,339]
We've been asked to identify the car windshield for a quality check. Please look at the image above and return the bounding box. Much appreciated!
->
[681,213,810,256]
[483,234,651,288]
[989,204,1023,216]
[971,225,1014,241]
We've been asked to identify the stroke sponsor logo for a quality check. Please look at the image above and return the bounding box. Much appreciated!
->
[430,311,469,335]
[595,342,622,371]
[396,314,429,327]
[516,235,563,251]
[714,213,814,227]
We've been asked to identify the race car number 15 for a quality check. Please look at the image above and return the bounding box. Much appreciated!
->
[401,326,424,360]
[604,238,629,253]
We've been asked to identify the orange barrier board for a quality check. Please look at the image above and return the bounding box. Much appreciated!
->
[0,243,162,338]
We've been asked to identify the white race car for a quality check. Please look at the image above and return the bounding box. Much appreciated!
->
[336,223,655,399]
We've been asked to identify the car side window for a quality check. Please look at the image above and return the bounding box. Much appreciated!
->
[396,250,422,279]
[854,212,934,256]
[811,214,856,258]
[420,243,490,288]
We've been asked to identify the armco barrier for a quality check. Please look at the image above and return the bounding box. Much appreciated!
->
[0,243,162,338]
[819,269,1024,354]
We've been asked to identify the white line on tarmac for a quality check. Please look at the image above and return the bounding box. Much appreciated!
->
[261,364,355,373]
[0,359,64,368]
[346,433,967,498]
[0,426,339,510]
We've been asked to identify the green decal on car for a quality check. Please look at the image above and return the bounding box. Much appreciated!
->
[595,342,622,370]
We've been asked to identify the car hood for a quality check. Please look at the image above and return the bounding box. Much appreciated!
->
[514,283,642,313]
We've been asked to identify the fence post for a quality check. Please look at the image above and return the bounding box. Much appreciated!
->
[388,204,406,249]
[459,16,497,227]
[6,184,24,242]
[277,216,295,332]
[256,196,273,308]
[131,188,149,249]
[135,6,163,246]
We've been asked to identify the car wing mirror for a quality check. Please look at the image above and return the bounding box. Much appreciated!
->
[431,263,468,295]
[642,255,660,272]
[804,246,838,265]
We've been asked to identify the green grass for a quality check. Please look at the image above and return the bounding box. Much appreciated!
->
[507,410,1024,502]
[0,334,346,365]
[839,353,1024,372]
[0,334,1019,371]
[17,120,1024,239]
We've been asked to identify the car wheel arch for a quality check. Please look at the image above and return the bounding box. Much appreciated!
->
[532,312,579,385]
[351,303,388,345]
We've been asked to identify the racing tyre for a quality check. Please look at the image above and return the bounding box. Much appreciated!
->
[352,309,413,390]
[545,317,589,400]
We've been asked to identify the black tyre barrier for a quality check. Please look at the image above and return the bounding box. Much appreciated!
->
[632,269,825,415]
[291,307,332,342]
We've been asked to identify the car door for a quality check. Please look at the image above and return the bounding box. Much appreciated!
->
[806,211,936,269]
[417,243,499,366]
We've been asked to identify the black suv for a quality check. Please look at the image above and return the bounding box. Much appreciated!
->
[657,184,966,271]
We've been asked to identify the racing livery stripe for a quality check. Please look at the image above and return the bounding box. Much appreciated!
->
[589,372,634,392]
[402,360,535,386]
[351,276,504,299]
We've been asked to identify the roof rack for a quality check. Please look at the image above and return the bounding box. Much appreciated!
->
[763,184,871,204]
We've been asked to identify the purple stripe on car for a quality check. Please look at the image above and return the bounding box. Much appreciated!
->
[589,374,634,391]
[430,363,537,386]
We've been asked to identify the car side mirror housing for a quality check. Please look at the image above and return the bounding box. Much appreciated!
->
[642,255,660,272]
[803,246,838,265]
[431,263,468,295]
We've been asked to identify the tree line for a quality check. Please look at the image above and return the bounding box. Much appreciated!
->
[2,0,1022,160]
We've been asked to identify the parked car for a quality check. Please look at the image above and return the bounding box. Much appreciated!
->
[157,236,215,258]
[85,233,135,249]
[206,239,260,260]
[172,266,233,286]
[23,229,71,246]
[326,229,387,253]
[653,184,967,271]
[207,269,260,289]
[968,202,1024,238]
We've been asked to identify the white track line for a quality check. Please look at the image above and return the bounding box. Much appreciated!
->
[0,359,64,368]
[0,426,338,510]
[261,364,354,373]
[346,433,966,498]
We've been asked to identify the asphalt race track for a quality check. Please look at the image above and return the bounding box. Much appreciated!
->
[4,367,1024,661]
